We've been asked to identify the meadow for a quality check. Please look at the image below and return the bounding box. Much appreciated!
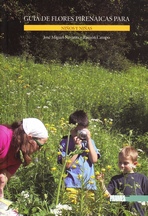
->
[0,54,148,215]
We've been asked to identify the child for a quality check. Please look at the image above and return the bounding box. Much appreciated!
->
[96,146,148,216]
[58,110,101,203]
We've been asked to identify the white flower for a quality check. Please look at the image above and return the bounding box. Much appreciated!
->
[21,191,29,199]
[43,106,49,109]
[50,208,62,216]
[56,203,72,211]
[91,118,103,124]
[50,203,72,216]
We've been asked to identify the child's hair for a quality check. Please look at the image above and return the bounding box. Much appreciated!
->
[119,146,138,162]
[69,110,89,127]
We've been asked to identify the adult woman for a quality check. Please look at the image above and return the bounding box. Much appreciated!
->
[0,118,48,198]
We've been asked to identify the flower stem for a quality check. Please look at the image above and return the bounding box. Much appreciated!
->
[55,132,70,205]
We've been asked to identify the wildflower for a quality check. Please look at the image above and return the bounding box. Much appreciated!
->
[101,168,106,172]
[44,194,48,200]
[50,203,72,216]
[89,181,94,184]
[34,157,39,163]
[106,165,112,170]
[83,156,88,160]
[109,121,113,126]
[123,143,129,147]
[104,193,110,198]
[45,123,50,127]
[71,199,77,204]
[135,183,140,189]
[43,106,49,109]
[136,163,141,167]
[51,167,57,171]
[91,118,103,124]
[57,151,62,155]
[72,165,77,169]
[90,175,95,179]
[109,118,113,122]
[75,160,79,164]
[21,191,29,199]
[66,159,72,164]
[23,84,30,88]
[84,149,89,153]
[50,126,57,133]
[62,174,68,178]
[95,171,100,176]
[77,174,82,179]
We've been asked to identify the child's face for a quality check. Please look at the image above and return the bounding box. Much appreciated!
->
[118,155,137,174]
[70,125,86,138]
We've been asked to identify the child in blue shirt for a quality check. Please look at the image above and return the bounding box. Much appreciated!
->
[58,110,100,203]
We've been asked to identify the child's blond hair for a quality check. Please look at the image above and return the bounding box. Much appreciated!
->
[119,146,138,162]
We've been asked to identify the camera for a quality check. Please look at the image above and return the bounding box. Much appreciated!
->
[77,129,87,140]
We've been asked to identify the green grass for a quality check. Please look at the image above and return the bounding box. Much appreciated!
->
[0,53,148,215]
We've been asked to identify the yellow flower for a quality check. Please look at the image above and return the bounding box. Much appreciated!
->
[75,160,79,164]
[104,192,110,198]
[45,123,50,128]
[62,174,68,178]
[136,163,141,167]
[66,159,72,164]
[95,171,100,175]
[90,175,95,179]
[84,149,89,153]
[77,174,82,179]
[71,199,77,204]
[123,143,129,147]
[83,156,88,160]
[51,167,56,171]
[101,168,106,172]
[50,126,57,133]
[88,181,94,184]
[72,165,77,169]
[106,165,112,170]
[57,152,62,155]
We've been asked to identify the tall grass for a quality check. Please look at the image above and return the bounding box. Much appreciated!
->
[0,54,148,215]
[1,54,148,125]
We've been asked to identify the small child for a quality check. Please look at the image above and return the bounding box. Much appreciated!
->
[96,146,148,216]
[58,110,101,203]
